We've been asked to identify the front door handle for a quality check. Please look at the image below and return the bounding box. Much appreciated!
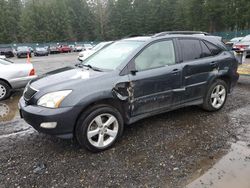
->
[210,61,219,68]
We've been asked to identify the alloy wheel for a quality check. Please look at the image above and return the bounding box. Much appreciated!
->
[87,113,119,149]
[0,84,7,100]
[210,84,226,109]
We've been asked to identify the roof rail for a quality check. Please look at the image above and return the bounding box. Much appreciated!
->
[122,33,154,39]
[153,31,210,37]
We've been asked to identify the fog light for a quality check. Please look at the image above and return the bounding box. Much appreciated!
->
[40,122,57,129]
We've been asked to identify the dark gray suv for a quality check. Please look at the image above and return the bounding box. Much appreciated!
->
[19,32,239,152]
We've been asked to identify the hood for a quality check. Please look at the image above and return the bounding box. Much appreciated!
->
[30,66,108,90]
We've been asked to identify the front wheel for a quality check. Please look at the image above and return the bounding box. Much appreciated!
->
[75,105,124,152]
[202,79,228,111]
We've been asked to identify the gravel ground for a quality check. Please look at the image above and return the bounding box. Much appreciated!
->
[0,54,250,188]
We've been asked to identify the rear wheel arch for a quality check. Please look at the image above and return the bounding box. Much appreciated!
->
[207,75,231,93]
[217,75,231,93]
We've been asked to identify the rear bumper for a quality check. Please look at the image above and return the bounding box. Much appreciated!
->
[233,49,250,55]
[10,75,37,89]
[19,97,81,138]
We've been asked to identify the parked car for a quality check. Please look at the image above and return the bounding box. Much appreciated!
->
[0,55,6,59]
[0,46,15,58]
[226,37,243,49]
[83,43,93,51]
[70,45,75,52]
[227,37,243,45]
[16,46,32,58]
[74,45,84,52]
[34,47,49,56]
[58,45,72,53]
[29,47,34,53]
[0,58,36,101]
[78,41,113,61]
[49,45,60,54]
[19,32,239,152]
[232,35,250,54]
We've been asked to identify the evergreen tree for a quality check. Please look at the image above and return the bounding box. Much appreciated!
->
[1,0,250,43]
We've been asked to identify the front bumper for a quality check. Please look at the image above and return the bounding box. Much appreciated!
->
[19,97,81,138]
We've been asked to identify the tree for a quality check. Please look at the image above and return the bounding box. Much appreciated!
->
[1,0,250,43]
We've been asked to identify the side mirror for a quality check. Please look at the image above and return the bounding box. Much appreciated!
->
[130,69,138,75]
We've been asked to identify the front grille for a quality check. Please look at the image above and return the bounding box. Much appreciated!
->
[24,85,37,101]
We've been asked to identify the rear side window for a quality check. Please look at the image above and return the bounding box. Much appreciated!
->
[200,41,212,57]
[179,39,202,62]
[203,41,222,56]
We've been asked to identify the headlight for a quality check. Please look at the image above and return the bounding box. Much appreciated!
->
[37,90,72,108]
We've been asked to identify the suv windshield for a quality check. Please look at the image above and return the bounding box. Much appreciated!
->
[82,41,143,70]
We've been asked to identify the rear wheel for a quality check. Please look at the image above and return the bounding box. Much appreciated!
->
[0,81,11,101]
[75,105,124,152]
[202,79,228,111]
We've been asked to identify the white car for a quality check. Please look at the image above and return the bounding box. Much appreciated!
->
[78,41,113,61]
[0,55,6,59]
[74,45,83,52]
[0,58,37,101]
[226,37,244,47]
[83,44,93,51]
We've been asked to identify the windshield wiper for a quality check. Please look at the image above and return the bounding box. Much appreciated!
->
[75,63,103,72]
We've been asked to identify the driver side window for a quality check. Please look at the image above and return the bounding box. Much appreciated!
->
[135,40,176,71]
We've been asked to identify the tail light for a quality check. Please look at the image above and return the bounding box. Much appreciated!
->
[29,68,36,76]
[234,45,248,49]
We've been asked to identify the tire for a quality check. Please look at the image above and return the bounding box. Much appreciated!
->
[75,105,124,152]
[0,81,11,101]
[202,79,228,111]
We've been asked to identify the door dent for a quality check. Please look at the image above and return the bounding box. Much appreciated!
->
[112,81,135,111]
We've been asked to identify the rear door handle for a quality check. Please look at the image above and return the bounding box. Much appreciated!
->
[172,68,180,73]
[172,69,180,75]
